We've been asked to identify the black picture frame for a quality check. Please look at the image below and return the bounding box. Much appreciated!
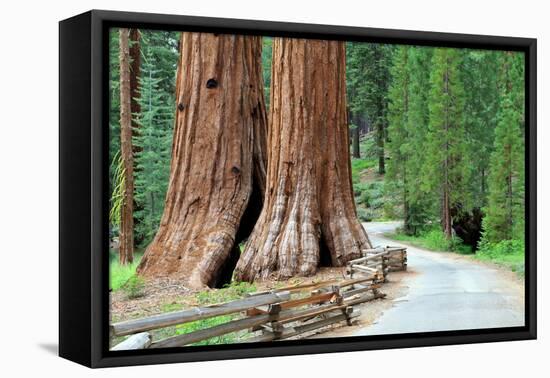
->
[59,9,537,368]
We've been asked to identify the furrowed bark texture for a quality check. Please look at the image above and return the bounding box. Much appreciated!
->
[129,28,141,148]
[129,28,144,245]
[119,28,134,265]
[137,33,267,288]
[234,38,372,282]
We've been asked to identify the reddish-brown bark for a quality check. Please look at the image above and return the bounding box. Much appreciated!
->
[234,38,372,282]
[137,33,267,288]
[129,28,141,145]
[119,28,134,265]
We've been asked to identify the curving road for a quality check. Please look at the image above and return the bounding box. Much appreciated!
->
[354,222,525,336]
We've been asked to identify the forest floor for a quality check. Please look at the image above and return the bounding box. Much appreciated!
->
[110,221,525,344]
[110,265,357,345]
[110,267,350,324]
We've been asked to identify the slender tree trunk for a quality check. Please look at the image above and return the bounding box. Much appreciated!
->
[439,64,453,240]
[119,28,134,265]
[129,29,141,135]
[352,125,360,158]
[234,38,372,282]
[129,28,143,245]
[442,187,452,239]
[376,120,385,174]
[137,33,267,288]
[403,168,411,234]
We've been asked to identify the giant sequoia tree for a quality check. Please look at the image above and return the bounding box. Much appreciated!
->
[234,39,372,281]
[137,33,268,288]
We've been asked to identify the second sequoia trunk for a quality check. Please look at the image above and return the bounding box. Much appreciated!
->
[234,38,372,281]
[137,33,267,288]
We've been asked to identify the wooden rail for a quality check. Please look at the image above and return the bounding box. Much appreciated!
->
[111,291,291,336]
[110,246,407,350]
[346,246,407,281]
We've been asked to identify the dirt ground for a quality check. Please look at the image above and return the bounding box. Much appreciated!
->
[110,267,352,324]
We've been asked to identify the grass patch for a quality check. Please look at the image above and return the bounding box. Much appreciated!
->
[476,239,525,276]
[122,275,146,299]
[351,158,376,183]
[195,281,257,305]
[173,281,258,345]
[387,229,524,276]
[387,228,473,254]
[353,180,394,222]
[110,258,141,291]
[161,302,184,313]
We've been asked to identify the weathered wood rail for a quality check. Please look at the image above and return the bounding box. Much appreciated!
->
[110,246,407,350]
[347,246,407,281]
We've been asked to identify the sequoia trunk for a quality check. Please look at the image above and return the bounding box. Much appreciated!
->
[234,38,372,281]
[119,28,134,265]
[137,33,267,288]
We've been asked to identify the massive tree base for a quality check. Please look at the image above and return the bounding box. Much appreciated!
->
[234,38,372,282]
[137,33,267,289]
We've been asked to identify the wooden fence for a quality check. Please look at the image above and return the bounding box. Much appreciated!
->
[347,246,407,281]
[110,246,407,350]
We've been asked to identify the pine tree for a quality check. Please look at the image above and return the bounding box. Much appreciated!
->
[109,31,121,186]
[424,48,470,239]
[481,52,525,243]
[133,43,175,245]
[386,46,411,231]
[404,47,435,233]
[346,43,394,174]
[125,30,180,247]
[462,50,500,207]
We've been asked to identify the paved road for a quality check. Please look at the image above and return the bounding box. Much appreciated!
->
[354,222,525,336]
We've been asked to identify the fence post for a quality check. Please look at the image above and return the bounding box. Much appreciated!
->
[268,304,283,340]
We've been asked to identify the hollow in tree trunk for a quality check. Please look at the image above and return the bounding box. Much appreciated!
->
[234,38,372,282]
[137,33,268,288]
[119,28,134,265]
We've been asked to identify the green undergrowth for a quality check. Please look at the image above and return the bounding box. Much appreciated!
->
[386,228,525,276]
[172,281,258,345]
[476,239,525,276]
[387,228,473,254]
[351,136,395,222]
[110,253,142,291]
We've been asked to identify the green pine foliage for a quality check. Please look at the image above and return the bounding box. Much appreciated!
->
[386,46,435,235]
[402,47,435,233]
[481,52,525,244]
[462,51,500,206]
[386,46,411,229]
[423,48,471,228]
[108,29,179,247]
[133,36,177,246]
[347,42,394,174]
[109,31,122,191]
